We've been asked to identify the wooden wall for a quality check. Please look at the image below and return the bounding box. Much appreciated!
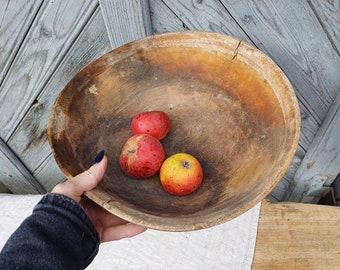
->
[0,0,339,203]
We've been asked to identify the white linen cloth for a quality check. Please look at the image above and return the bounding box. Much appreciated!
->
[0,194,261,270]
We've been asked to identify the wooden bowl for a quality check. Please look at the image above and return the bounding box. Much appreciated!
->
[48,31,300,231]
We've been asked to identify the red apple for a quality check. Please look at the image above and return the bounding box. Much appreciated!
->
[131,111,170,140]
[119,134,165,178]
[159,153,203,195]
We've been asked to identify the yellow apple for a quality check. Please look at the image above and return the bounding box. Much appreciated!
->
[159,153,203,195]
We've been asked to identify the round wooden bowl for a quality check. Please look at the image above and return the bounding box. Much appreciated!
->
[48,31,300,231]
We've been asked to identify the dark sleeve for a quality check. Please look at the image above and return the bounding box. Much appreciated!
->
[0,193,100,270]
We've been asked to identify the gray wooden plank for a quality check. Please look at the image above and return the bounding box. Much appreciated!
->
[99,0,152,48]
[0,0,43,83]
[159,0,252,43]
[0,0,98,142]
[149,0,187,33]
[267,146,305,201]
[285,93,340,202]
[308,0,340,54]
[8,7,111,192]
[33,153,66,192]
[0,138,45,194]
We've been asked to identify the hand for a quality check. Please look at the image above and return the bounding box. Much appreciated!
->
[51,152,147,242]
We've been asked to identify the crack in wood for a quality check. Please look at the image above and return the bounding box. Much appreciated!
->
[231,40,242,61]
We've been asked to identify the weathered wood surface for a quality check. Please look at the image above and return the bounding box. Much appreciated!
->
[99,0,152,48]
[155,0,251,42]
[0,1,43,83]
[309,0,340,53]
[0,0,98,140]
[149,0,186,34]
[252,200,340,269]
[9,7,111,192]
[286,93,340,202]
[2,6,112,193]
[0,138,45,194]
[0,1,101,193]
[0,0,339,203]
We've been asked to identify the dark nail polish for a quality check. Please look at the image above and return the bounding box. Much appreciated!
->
[94,150,105,164]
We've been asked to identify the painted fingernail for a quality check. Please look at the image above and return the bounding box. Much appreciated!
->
[94,150,105,164]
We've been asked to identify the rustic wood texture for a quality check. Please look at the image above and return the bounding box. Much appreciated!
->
[149,0,187,33]
[0,138,45,194]
[99,0,152,48]
[2,6,111,193]
[0,0,43,83]
[286,93,340,202]
[0,0,98,140]
[0,0,339,266]
[48,31,300,231]
[308,0,340,53]
[252,200,340,269]
[157,0,252,42]
[0,0,99,193]
[0,0,339,203]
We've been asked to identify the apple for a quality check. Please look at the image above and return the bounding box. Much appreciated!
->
[131,111,170,140]
[119,134,165,178]
[159,153,203,195]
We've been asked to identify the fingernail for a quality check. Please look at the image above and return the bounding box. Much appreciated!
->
[94,150,105,164]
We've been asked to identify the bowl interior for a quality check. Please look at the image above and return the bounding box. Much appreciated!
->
[48,31,300,231]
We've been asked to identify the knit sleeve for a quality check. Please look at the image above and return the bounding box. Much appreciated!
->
[0,193,100,270]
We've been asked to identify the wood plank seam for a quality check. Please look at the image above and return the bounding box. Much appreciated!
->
[0,0,99,141]
[7,3,102,145]
[286,92,340,202]
[99,0,153,49]
[0,137,46,194]
[307,0,340,57]
[7,6,112,192]
[0,1,44,86]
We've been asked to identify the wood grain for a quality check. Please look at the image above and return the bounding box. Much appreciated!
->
[159,0,252,43]
[308,0,340,53]
[99,0,152,48]
[286,93,340,202]
[0,0,43,83]
[0,138,45,194]
[0,0,44,194]
[149,0,187,33]
[267,146,305,202]
[7,7,111,192]
[0,0,98,141]
[253,200,340,269]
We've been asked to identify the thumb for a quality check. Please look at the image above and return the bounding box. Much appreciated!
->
[52,151,108,202]
[72,151,108,192]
